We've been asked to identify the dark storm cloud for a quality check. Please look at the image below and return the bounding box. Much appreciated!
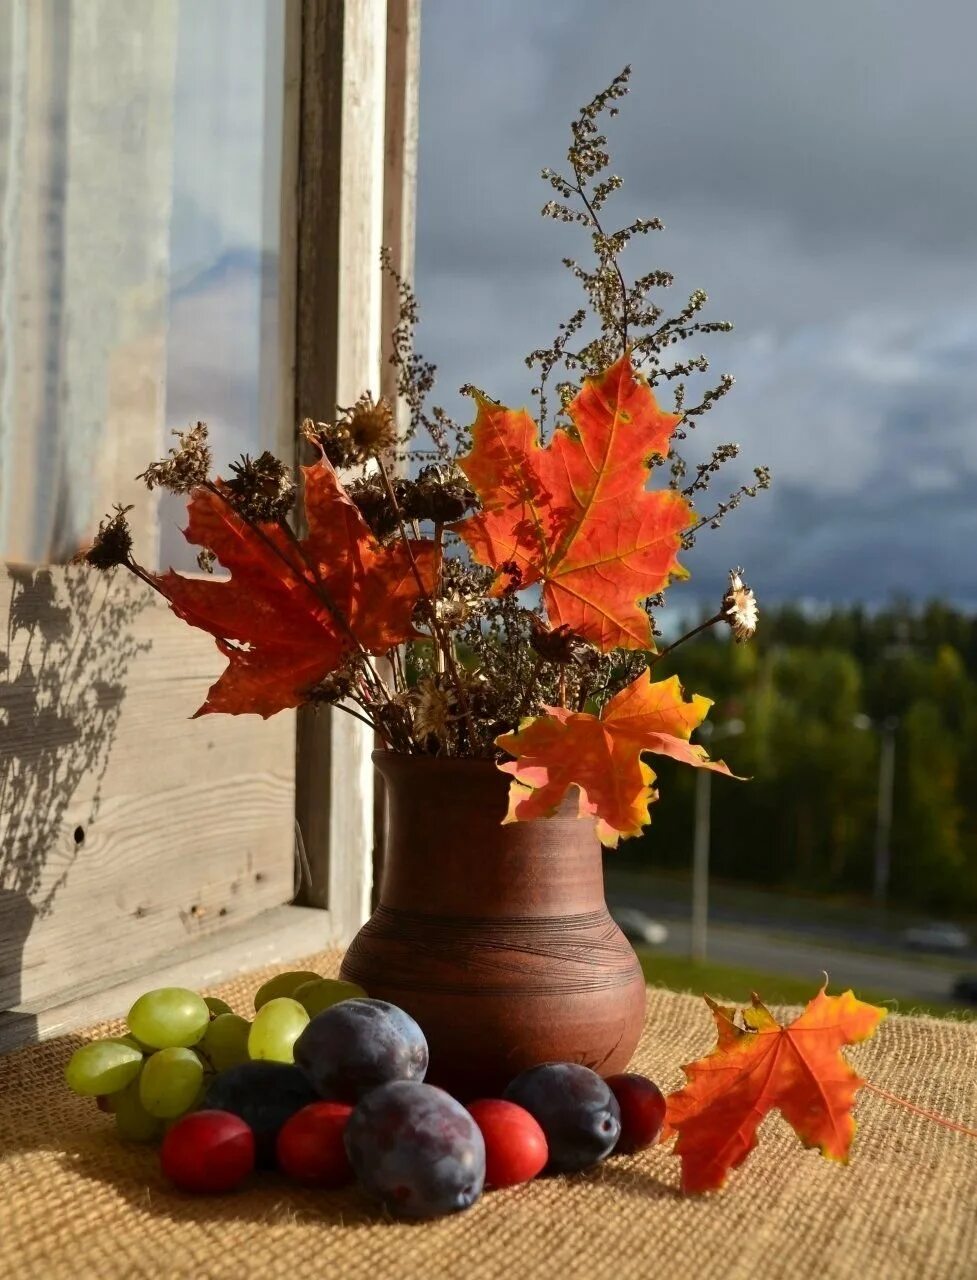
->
[415,0,977,606]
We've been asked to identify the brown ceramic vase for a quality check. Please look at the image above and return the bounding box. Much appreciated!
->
[340,751,647,1097]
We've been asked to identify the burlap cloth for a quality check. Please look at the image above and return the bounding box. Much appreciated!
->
[1,950,975,1280]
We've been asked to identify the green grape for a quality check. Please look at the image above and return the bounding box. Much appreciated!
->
[110,1033,148,1053]
[113,1079,163,1142]
[64,1039,143,1097]
[293,977,366,1019]
[253,970,320,1011]
[204,996,234,1018]
[139,1047,204,1118]
[127,987,210,1049]
[247,997,309,1063]
[199,1013,251,1072]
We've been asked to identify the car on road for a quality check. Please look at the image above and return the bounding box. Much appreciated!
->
[611,907,668,947]
[951,975,977,1004]
[901,921,970,953]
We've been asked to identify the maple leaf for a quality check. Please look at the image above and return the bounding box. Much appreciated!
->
[495,669,736,846]
[452,354,692,651]
[663,985,887,1193]
[154,458,436,718]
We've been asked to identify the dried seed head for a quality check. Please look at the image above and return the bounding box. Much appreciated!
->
[139,422,211,493]
[307,670,355,705]
[722,567,758,642]
[347,476,400,539]
[412,675,463,744]
[529,619,599,668]
[404,464,478,524]
[338,392,397,461]
[225,451,296,522]
[80,505,134,570]
[301,417,357,470]
[196,548,217,574]
[434,592,470,630]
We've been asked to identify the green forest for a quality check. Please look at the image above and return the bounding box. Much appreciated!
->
[625,602,977,916]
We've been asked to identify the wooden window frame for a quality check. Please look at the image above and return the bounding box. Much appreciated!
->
[0,0,420,1050]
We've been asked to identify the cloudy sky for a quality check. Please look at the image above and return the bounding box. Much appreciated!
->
[414,0,977,609]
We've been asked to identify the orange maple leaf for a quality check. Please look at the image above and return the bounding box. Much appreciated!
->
[154,458,436,717]
[663,986,887,1193]
[452,354,691,651]
[495,669,736,846]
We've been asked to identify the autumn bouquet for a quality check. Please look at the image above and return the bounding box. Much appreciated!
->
[84,68,766,848]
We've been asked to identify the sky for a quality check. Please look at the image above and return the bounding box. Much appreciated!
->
[414,0,977,610]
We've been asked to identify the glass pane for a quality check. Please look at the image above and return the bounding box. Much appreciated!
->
[0,0,284,569]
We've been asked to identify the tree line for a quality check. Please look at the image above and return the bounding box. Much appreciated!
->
[625,602,977,915]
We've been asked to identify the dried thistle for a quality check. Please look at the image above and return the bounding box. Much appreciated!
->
[529,620,599,669]
[139,422,211,493]
[722,567,759,642]
[80,505,134,571]
[225,451,296,522]
[347,476,400,539]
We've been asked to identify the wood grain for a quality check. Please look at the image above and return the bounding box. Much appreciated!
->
[293,0,397,940]
[0,565,295,1016]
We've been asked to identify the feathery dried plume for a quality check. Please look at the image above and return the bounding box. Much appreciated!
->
[722,567,759,642]
[80,505,134,571]
[139,422,211,493]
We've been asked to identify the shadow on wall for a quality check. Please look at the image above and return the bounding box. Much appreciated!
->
[0,565,150,1035]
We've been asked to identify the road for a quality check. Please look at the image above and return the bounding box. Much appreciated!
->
[647,917,963,1003]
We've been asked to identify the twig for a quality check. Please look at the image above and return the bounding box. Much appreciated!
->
[375,457,480,752]
[649,611,723,666]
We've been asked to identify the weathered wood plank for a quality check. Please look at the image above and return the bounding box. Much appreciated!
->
[293,0,391,940]
[0,565,296,1014]
[0,903,336,1053]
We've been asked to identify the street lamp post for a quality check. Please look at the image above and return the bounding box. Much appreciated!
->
[690,718,743,964]
[853,714,899,909]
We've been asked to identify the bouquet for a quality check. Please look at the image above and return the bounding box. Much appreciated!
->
[83,68,767,846]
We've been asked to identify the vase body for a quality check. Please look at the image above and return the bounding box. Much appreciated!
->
[340,751,647,1097]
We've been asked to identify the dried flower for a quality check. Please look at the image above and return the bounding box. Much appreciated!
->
[302,417,356,470]
[722,567,758,642]
[225,451,296,522]
[80,505,134,570]
[308,670,355,705]
[347,476,400,539]
[434,593,470,630]
[196,549,217,574]
[338,392,397,461]
[411,675,464,745]
[139,422,211,493]
[529,619,598,668]
[403,465,477,524]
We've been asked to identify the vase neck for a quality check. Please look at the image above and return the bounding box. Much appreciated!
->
[374,752,606,919]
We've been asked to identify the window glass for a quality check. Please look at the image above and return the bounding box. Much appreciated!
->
[0,0,284,569]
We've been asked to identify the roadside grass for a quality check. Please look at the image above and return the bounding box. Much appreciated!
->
[637,950,975,1020]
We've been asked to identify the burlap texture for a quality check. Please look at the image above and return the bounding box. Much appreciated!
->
[1,950,975,1280]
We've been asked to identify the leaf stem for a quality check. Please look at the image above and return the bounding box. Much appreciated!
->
[649,611,724,666]
[864,1082,977,1139]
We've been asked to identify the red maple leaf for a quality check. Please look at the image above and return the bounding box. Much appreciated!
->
[495,669,736,846]
[452,354,691,651]
[663,986,887,1193]
[154,458,436,717]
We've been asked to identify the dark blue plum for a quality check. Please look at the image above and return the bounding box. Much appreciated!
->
[202,1061,318,1166]
[294,998,428,1100]
[344,1081,485,1219]
[503,1062,621,1173]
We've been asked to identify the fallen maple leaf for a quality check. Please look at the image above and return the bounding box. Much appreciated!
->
[154,458,436,717]
[452,354,691,651]
[495,669,736,846]
[663,986,887,1193]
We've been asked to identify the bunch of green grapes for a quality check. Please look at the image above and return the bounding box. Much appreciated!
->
[64,972,363,1142]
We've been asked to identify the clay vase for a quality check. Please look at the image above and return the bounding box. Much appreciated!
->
[340,751,647,1098]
